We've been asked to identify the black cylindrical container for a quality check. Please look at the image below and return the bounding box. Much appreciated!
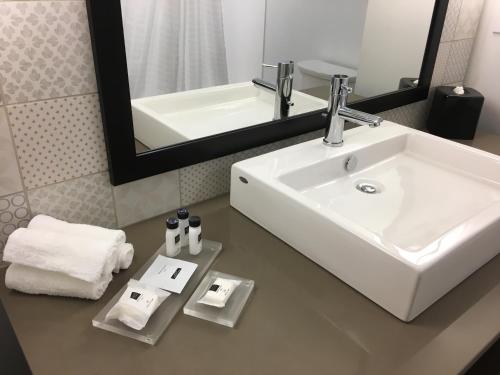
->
[427,86,484,140]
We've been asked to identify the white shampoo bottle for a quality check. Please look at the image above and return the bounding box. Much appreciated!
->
[188,216,202,255]
[165,217,181,257]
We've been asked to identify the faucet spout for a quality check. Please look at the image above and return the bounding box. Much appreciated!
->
[323,74,383,147]
[338,107,383,128]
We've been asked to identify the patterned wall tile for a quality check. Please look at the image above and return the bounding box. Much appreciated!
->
[113,171,181,228]
[454,0,484,40]
[442,38,474,84]
[441,0,463,42]
[28,172,117,228]
[0,192,31,256]
[8,94,108,189]
[0,107,23,196]
[179,154,236,207]
[0,1,97,104]
[179,130,324,206]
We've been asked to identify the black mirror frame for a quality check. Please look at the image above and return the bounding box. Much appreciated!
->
[86,0,449,185]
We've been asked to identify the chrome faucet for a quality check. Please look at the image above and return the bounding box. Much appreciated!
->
[323,74,383,147]
[252,61,294,120]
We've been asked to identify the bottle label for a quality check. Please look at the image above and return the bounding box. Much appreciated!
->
[198,232,202,243]
[175,234,180,244]
[185,226,189,235]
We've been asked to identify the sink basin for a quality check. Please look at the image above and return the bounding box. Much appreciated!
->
[132,82,327,149]
[230,122,500,321]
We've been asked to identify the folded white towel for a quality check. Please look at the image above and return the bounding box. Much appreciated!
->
[3,228,117,283]
[5,264,112,300]
[29,215,133,272]
[117,243,134,271]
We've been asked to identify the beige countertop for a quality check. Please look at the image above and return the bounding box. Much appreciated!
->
[1,196,499,375]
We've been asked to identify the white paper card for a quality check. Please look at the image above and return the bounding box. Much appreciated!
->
[139,255,198,294]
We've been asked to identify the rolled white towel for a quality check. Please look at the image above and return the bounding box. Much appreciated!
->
[117,243,134,272]
[29,215,133,271]
[3,228,116,283]
[5,264,112,300]
[29,214,126,243]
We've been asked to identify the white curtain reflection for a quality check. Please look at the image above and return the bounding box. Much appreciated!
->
[121,0,229,99]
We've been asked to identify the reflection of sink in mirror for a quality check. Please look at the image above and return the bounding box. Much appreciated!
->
[132,82,327,150]
[230,122,500,321]
[121,0,436,153]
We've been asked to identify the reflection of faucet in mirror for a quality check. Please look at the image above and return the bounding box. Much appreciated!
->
[323,74,383,147]
[252,61,295,121]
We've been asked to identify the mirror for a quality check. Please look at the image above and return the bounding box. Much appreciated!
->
[86,0,448,185]
[119,0,435,153]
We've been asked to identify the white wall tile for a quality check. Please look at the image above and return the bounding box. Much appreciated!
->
[113,171,181,227]
[0,107,23,196]
[441,0,463,42]
[28,172,116,228]
[454,0,485,40]
[8,94,108,189]
[0,1,97,104]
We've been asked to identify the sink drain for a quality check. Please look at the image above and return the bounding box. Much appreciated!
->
[356,182,380,194]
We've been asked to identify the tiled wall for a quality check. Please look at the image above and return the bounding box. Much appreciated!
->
[0,0,485,254]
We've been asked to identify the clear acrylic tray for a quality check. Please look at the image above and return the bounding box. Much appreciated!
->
[183,271,254,328]
[92,240,222,345]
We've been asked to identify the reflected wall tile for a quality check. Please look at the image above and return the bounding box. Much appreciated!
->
[113,171,181,228]
[442,38,474,84]
[0,1,97,104]
[454,0,484,40]
[8,94,108,189]
[28,172,117,228]
[0,192,31,256]
[0,107,23,196]
[377,101,429,130]
[441,0,463,42]
[431,42,452,88]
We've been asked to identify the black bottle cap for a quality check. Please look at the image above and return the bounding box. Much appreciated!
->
[177,208,189,220]
[189,216,201,228]
[166,217,179,229]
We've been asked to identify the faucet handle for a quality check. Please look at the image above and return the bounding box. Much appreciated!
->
[262,61,294,78]
[331,75,351,97]
[341,84,353,95]
[342,85,352,94]
[262,63,279,69]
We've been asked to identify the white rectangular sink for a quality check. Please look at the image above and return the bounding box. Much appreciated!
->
[230,122,500,321]
[132,82,327,149]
